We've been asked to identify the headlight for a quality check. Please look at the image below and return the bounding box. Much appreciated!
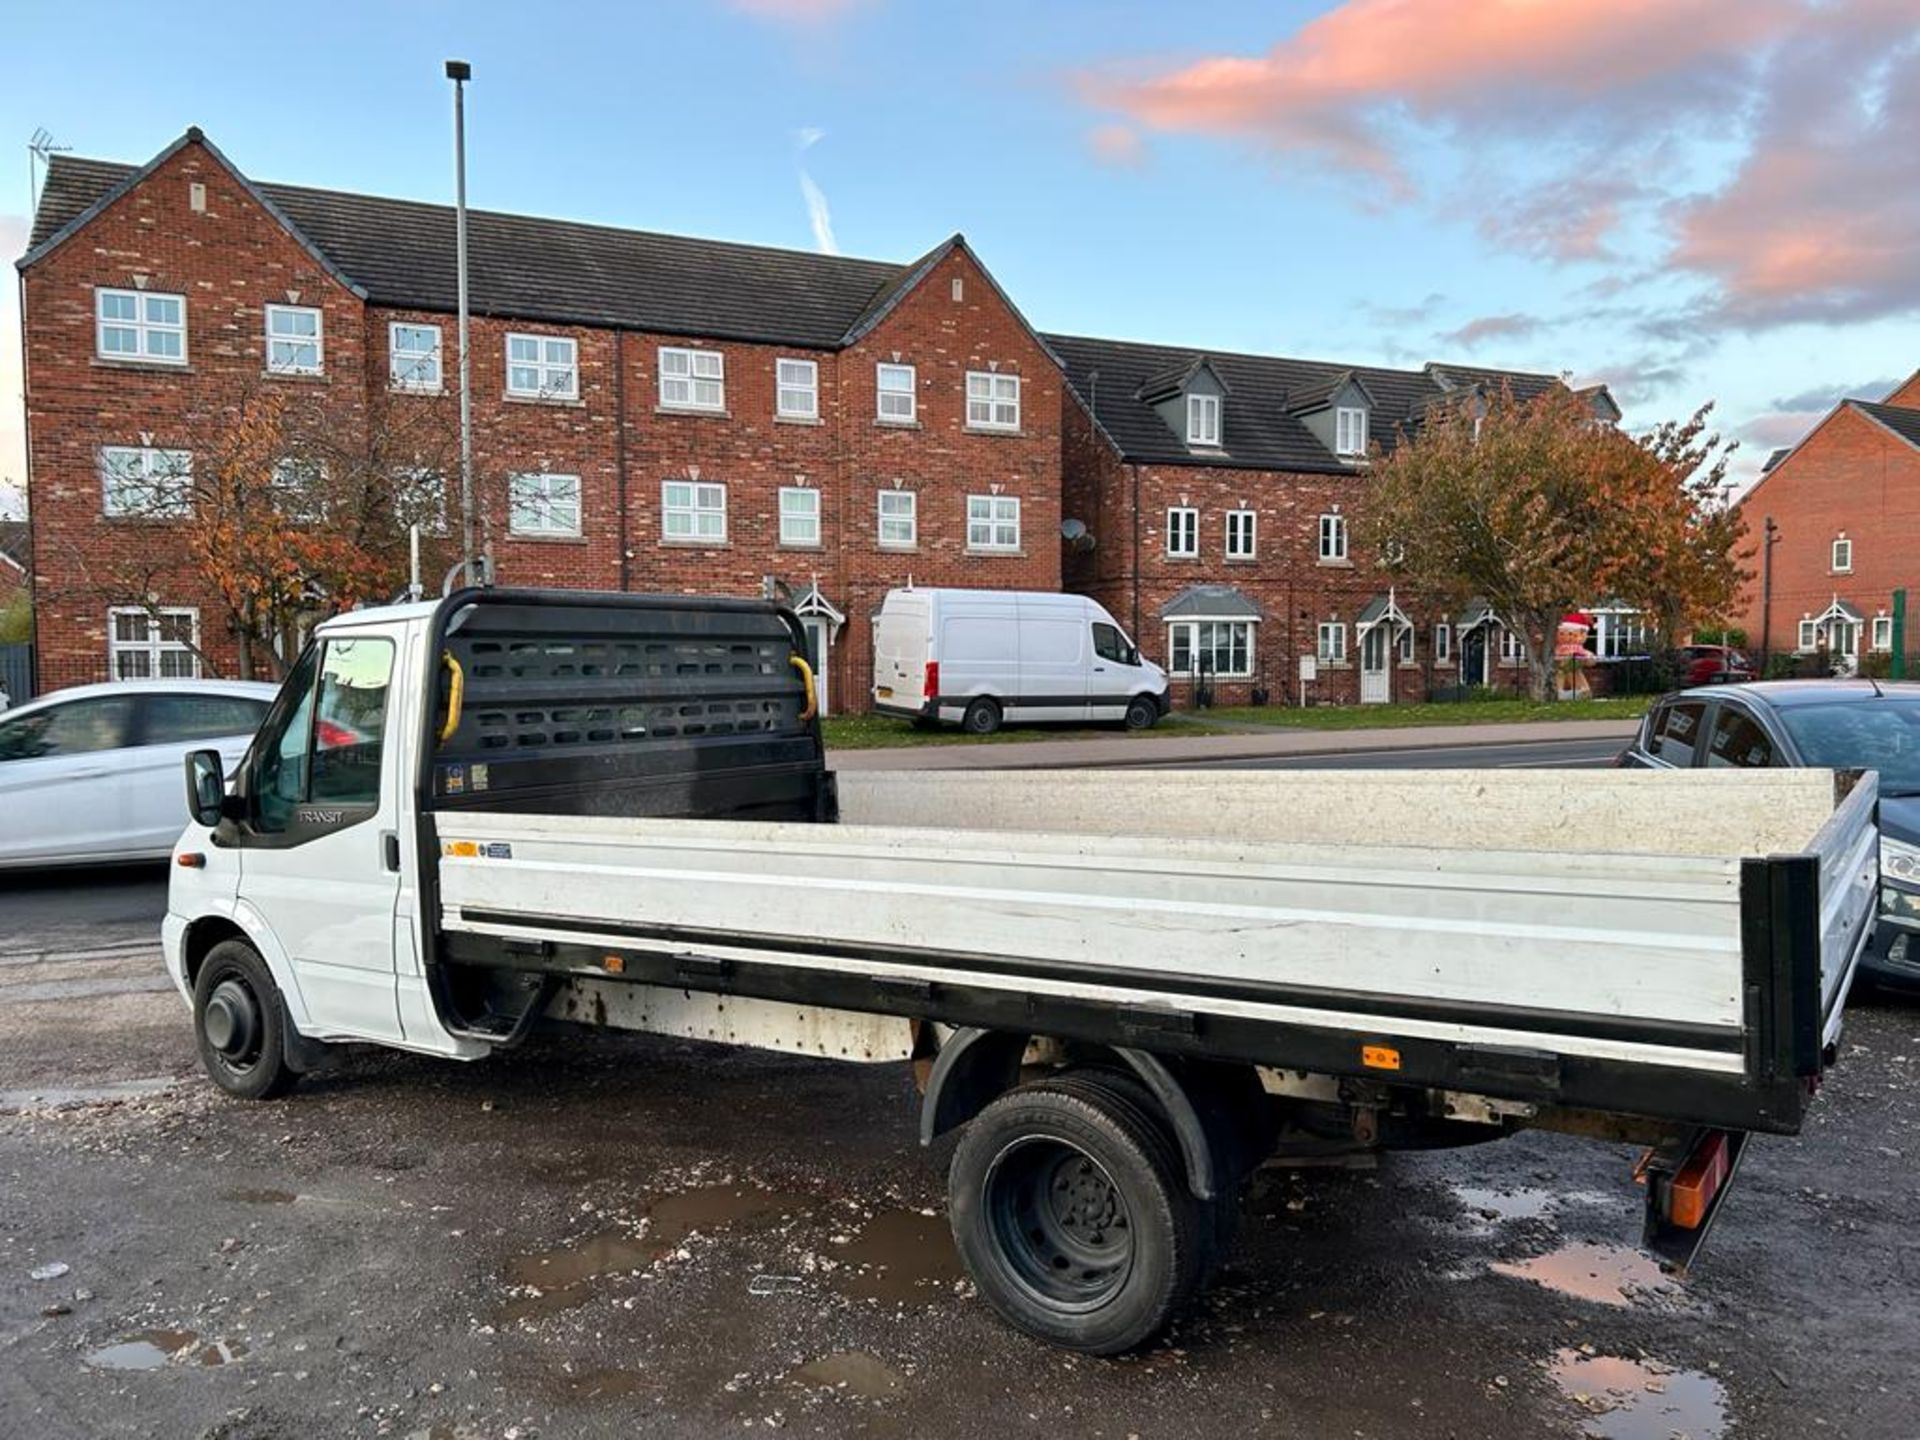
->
[1883,835,1920,887]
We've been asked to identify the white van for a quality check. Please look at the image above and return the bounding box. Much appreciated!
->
[871,588,1169,733]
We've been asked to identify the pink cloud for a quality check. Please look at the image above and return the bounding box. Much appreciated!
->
[1438,313,1543,349]
[1077,0,1799,195]
[729,0,863,21]
[1086,124,1147,170]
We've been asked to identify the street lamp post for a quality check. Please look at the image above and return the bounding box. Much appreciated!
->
[446,59,476,586]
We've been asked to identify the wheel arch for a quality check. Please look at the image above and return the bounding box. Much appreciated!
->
[918,1027,1247,1201]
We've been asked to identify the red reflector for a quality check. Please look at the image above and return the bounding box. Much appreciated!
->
[924,660,940,701]
[176,853,207,869]
[1669,1131,1731,1229]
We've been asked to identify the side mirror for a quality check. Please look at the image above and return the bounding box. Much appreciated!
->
[1126,646,1141,667]
[184,748,226,828]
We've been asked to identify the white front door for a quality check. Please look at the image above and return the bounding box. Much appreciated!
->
[801,617,830,717]
[1360,625,1391,704]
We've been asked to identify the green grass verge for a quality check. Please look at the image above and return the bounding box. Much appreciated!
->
[1202,695,1654,730]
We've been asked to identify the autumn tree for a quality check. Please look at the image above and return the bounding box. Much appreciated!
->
[1360,385,1747,701]
[50,374,475,679]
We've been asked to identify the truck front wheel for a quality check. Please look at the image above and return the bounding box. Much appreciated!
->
[192,940,299,1101]
[961,697,1002,735]
[948,1073,1204,1354]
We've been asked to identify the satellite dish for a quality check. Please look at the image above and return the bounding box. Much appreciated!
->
[1060,518,1087,541]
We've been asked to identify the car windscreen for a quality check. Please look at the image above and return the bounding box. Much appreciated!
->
[1778,698,1920,796]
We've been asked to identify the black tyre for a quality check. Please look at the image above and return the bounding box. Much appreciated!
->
[961,697,1003,736]
[1122,696,1159,731]
[192,939,299,1101]
[948,1073,1205,1354]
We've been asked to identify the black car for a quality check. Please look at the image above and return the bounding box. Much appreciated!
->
[1619,680,1920,994]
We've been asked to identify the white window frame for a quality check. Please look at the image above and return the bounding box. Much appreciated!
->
[876,363,917,423]
[1166,506,1198,558]
[1317,621,1348,664]
[1831,537,1852,573]
[1397,625,1416,664]
[95,288,186,364]
[1335,406,1369,457]
[505,333,580,401]
[264,303,323,375]
[778,486,820,546]
[965,371,1021,432]
[775,359,819,420]
[877,490,917,548]
[1225,509,1256,560]
[1433,623,1452,663]
[1872,615,1893,652]
[967,494,1020,552]
[108,606,200,679]
[1500,627,1527,664]
[659,347,725,411]
[389,322,443,392]
[1593,610,1649,660]
[1318,512,1348,563]
[508,471,582,538]
[1167,619,1255,680]
[1797,619,1819,653]
[1187,393,1221,447]
[662,480,727,542]
[100,444,193,518]
[270,456,329,524]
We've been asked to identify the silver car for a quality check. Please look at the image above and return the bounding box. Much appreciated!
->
[0,679,278,867]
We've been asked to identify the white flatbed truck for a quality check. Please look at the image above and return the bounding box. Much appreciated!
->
[164,589,1880,1353]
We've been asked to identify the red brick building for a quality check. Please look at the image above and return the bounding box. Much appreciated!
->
[19,128,1609,712]
[1735,372,1920,670]
[18,130,1061,709]
[1051,336,1620,705]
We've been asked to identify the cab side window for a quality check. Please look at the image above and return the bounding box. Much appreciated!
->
[1705,706,1775,768]
[1648,700,1708,765]
[140,694,271,746]
[248,638,394,831]
[1091,622,1128,664]
[0,696,133,761]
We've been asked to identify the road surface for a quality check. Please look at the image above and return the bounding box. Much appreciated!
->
[1199,733,1625,770]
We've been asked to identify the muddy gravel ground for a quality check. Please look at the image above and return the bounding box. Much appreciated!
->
[3,888,1918,1438]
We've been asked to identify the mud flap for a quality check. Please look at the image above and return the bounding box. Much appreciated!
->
[1640,1127,1749,1271]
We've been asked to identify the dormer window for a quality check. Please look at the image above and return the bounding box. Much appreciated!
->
[1336,406,1369,456]
[1187,394,1221,447]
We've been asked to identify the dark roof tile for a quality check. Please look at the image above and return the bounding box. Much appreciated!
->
[1853,401,1920,451]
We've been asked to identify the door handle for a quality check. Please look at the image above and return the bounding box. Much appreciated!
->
[382,832,401,872]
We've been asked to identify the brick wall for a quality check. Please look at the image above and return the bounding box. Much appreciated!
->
[22,140,1065,710]
[1734,402,1920,660]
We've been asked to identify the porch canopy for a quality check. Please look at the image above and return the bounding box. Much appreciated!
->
[1813,596,1863,625]
[1160,584,1263,621]
[789,579,845,629]
[1355,590,1412,634]
[1457,597,1502,631]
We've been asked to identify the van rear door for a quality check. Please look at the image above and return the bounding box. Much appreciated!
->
[872,593,931,714]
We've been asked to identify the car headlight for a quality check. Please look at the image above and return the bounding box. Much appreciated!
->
[1883,835,1920,888]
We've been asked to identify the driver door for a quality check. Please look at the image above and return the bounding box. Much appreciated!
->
[232,634,406,1041]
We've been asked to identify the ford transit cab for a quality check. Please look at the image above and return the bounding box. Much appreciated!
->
[870,588,1169,733]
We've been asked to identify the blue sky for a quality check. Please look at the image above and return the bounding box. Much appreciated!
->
[4,0,1917,517]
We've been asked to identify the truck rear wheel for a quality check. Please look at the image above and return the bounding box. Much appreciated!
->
[961,697,1002,735]
[193,940,299,1101]
[948,1073,1205,1354]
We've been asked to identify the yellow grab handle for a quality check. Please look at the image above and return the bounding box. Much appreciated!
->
[438,652,465,744]
[790,653,818,723]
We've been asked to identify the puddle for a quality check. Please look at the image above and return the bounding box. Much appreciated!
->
[1454,1185,1556,1222]
[789,1352,904,1400]
[1491,1242,1678,1308]
[500,1184,811,1322]
[0,1078,177,1112]
[836,1209,963,1305]
[221,1188,297,1205]
[1549,1349,1728,1439]
[84,1329,245,1371]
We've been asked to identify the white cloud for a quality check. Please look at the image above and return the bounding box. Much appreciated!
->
[794,128,839,256]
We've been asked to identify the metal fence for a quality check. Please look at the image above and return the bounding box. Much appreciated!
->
[0,643,32,706]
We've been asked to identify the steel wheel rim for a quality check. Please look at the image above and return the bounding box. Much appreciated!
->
[985,1136,1135,1311]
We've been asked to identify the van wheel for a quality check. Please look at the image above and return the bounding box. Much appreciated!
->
[962,698,1003,736]
[193,940,299,1101]
[948,1073,1205,1354]
[1123,697,1159,731]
